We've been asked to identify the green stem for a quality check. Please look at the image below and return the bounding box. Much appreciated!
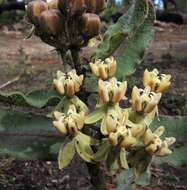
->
[71,48,82,74]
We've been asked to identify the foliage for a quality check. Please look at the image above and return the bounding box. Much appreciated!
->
[0,90,61,108]
[92,0,155,79]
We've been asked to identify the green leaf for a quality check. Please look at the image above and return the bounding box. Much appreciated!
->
[116,169,135,190]
[135,169,151,187]
[58,138,75,169]
[116,0,155,79]
[78,131,99,145]
[0,108,63,160]
[92,0,155,79]
[0,89,61,108]
[75,133,94,163]
[151,115,187,166]
[120,148,129,169]
[85,105,106,124]
[93,140,111,161]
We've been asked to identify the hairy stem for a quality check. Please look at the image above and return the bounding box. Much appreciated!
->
[71,48,82,74]
[59,50,74,71]
[86,163,107,190]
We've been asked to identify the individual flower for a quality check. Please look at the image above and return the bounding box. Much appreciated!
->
[144,126,176,156]
[98,78,127,104]
[53,70,84,96]
[90,57,117,80]
[143,69,171,93]
[53,104,85,135]
[131,86,161,114]
[109,126,127,146]
[101,109,128,135]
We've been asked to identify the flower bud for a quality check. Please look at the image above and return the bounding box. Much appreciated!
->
[65,79,76,97]
[109,132,118,146]
[105,115,118,134]
[27,0,48,25]
[53,111,67,135]
[39,9,62,35]
[81,13,101,38]
[143,69,171,93]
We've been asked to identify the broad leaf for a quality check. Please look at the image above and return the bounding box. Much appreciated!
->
[85,105,106,124]
[75,132,94,163]
[92,0,155,79]
[58,138,75,169]
[0,108,63,160]
[93,140,111,161]
[0,89,61,108]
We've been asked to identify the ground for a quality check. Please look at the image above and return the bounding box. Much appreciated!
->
[0,22,186,190]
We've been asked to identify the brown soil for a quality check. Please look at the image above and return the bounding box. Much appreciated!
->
[0,23,186,190]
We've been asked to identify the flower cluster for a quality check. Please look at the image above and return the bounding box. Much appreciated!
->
[52,57,175,175]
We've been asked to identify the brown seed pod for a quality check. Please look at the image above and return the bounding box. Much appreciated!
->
[85,0,107,13]
[39,9,62,35]
[58,0,86,16]
[27,0,48,25]
[81,13,101,38]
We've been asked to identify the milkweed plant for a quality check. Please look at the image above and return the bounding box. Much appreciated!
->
[25,0,176,189]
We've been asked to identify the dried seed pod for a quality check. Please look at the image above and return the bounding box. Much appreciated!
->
[58,0,86,15]
[27,0,48,25]
[85,0,107,13]
[81,13,101,38]
[39,9,62,35]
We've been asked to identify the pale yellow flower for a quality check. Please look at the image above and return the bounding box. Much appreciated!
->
[131,86,161,113]
[143,69,171,93]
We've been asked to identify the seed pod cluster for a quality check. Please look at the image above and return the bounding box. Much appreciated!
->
[58,0,107,15]
[143,69,171,93]
[53,70,84,97]
[144,126,176,156]
[53,105,85,135]
[26,0,106,50]
[131,86,162,114]
[90,57,117,80]
[98,78,127,104]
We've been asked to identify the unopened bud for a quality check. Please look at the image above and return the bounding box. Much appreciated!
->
[58,0,86,15]
[85,0,107,13]
[39,9,62,35]
[81,13,101,38]
[27,0,48,25]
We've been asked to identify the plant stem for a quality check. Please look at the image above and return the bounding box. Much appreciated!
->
[86,163,107,190]
[59,50,74,71]
[71,48,82,74]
